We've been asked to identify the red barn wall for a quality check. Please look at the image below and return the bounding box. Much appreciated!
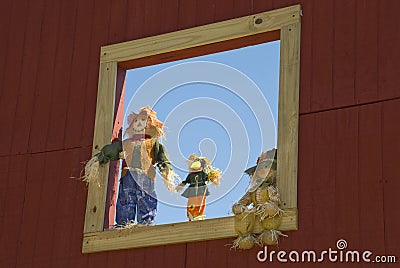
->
[0,0,399,267]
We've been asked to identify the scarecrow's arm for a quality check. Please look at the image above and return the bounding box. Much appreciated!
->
[154,140,172,171]
[231,191,252,215]
[175,175,189,192]
[97,140,123,164]
[154,140,176,192]
[82,140,122,186]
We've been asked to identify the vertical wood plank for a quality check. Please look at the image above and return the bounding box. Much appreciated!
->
[382,99,400,261]
[312,112,336,229]
[113,68,126,136]
[177,0,197,30]
[32,151,63,264]
[80,0,111,147]
[51,216,74,267]
[27,0,62,153]
[87,253,108,268]
[108,0,128,44]
[50,149,81,267]
[2,156,28,213]
[0,155,28,267]
[142,0,179,38]
[292,114,316,266]
[355,0,378,104]
[161,0,180,33]
[125,247,146,268]
[195,0,216,26]
[310,0,334,112]
[105,68,125,229]
[252,0,273,14]
[215,0,234,22]
[0,155,10,264]
[357,103,385,264]
[144,245,165,268]
[311,111,336,267]
[297,114,315,220]
[144,0,166,37]
[0,154,10,266]
[163,244,187,268]
[125,0,146,40]
[70,257,89,268]
[0,156,10,198]
[205,239,228,268]
[32,258,52,268]
[15,154,46,267]
[272,0,295,10]
[277,23,300,210]
[45,0,79,151]
[378,0,400,100]
[186,241,207,268]
[232,0,253,17]
[0,0,13,98]
[84,62,117,233]
[334,108,360,239]
[298,0,313,114]
[63,0,95,148]
[9,0,46,155]
[69,148,91,263]
[332,0,356,108]
[226,240,248,268]
[0,0,29,156]
[106,250,127,267]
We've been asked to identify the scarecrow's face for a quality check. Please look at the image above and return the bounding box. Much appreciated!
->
[132,116,148,133]
[255,161,275,179]
[189,160,202,172]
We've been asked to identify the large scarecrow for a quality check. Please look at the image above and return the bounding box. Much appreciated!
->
[84,106,176,226]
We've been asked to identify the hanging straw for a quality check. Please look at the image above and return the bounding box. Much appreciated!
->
[80,156,101,187]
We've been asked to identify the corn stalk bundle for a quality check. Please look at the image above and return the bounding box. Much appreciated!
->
[81,156,100,187]
[258,230,287,246]
[231,234,257,250]
[233,209,255,236]
[208,168,222,186]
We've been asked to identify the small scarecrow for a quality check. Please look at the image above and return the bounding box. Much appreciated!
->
[176,154,221,221]
[84,106,176,226]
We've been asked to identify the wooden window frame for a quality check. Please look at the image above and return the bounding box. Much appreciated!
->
[82,4,301,253]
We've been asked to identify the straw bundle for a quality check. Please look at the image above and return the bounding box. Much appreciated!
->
[234,210,255,236]
[160,168,180,192]
[261,214,282,230]
[81,156,100,187]
[237,191,252,207]
[232,203,246,215]
[208,169,221,186]
[259,230,287,246]
[253,187,270,204]
[267,185,281,204]
[256,201,284,220]
[232,235,256,250]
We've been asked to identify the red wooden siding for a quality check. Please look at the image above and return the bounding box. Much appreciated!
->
[382,99,400,261]
[355,0,379,104]
[63,0,94,149]
[0,0,399,267]
[0,0,29,156]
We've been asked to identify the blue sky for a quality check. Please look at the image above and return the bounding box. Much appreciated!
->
[123,40,280,224]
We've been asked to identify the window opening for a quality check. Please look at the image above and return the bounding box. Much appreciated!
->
[112,41,281,226]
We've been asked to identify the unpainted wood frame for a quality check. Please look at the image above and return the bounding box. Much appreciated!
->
[83,4,301,253]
